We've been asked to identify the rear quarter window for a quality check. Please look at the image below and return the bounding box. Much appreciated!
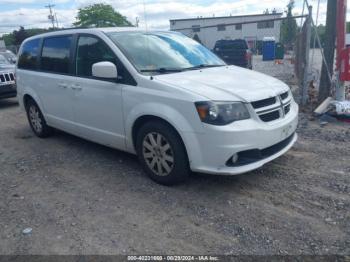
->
[18,38,41,70]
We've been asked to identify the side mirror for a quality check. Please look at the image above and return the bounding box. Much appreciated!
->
[92,61,118,79]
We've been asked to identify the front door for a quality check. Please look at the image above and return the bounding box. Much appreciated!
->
[71,35,128,149]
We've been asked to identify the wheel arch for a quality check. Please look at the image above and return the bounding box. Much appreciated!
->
[131,115,189,159]
[21,90,45,114]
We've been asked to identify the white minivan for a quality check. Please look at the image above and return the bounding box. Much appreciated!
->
[16,28,298,185]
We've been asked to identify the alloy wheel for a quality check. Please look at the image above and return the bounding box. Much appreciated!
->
[142,132,174,176]
[29,105,43,134]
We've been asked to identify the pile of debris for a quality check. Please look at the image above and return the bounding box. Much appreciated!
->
[314,98,350,125]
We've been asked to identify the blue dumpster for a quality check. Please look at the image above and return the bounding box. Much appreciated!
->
[262,37,276,61]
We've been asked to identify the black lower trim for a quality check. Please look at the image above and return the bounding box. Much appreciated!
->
[226,133,295,167]
[0,89,17,99]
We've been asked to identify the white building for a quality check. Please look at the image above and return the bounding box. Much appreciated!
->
[170,13,283,50]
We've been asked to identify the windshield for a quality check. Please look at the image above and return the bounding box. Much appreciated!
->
[0,54,10,65]
[107,31,225,73]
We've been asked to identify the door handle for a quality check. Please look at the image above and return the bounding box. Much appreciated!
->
[71,84,82,91]
[58,83,68,89]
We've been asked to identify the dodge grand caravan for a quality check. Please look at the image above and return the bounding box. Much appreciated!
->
[16,28,298,185]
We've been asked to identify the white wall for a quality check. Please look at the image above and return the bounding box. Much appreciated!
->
[170,14,282,50]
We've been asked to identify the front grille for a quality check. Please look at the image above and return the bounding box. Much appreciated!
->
[284,104,291,115]
[259,110,280,122]
[251,97,276,109]
[251,91,292,123]
[0,72,15,85]
[280,91,289,100]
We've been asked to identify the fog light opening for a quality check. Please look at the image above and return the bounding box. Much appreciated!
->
[231,153,239,164]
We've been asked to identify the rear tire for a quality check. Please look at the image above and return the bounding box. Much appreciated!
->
[25,99,53,138]
[136,121,190,185]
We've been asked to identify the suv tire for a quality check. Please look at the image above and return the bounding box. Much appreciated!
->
[25,99,53,138]
[136,121,190,185]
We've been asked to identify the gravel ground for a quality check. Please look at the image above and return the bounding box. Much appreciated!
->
[0,96,349,255]
[1,55,350,255]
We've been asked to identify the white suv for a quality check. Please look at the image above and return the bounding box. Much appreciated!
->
[16,28,298,185]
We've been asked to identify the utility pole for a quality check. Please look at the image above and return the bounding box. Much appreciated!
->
[45,4,56,29]
[301,5,312,106]
[335,0,347,101]
[318,0,337,103]
[54,13,59,28]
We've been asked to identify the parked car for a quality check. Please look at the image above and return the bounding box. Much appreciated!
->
[0,50,17,64]
[213,39,252,69]
[16,28,298,185]
[0,54,16,100]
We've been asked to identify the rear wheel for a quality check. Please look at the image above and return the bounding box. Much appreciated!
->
[25,99,53,138]
[136,121,190,185]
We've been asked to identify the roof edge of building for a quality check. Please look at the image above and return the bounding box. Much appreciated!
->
[170,13,283,22]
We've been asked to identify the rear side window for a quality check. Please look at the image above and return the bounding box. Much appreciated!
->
[41,36,72,74]
[18,38,40,70]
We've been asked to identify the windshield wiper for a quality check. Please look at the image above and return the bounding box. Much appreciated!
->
[184,64,226,71]
[140,68,184,74]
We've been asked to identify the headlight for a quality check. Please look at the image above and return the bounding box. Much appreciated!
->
[195,101,250,125]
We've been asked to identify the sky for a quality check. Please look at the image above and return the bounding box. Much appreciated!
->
[0,0,346,35]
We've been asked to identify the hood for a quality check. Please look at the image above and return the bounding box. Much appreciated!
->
[155,66,289,102]
[0,64,15,71]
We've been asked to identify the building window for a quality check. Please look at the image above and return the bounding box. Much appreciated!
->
[235,24,242,30]
[257,20,274,29]
[217,24,226,31]
[192,25,200,32]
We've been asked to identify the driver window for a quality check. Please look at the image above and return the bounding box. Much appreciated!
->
[76,36,116,77]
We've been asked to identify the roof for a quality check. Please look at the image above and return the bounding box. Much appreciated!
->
[21,27,161,43]
[170,13,283,22]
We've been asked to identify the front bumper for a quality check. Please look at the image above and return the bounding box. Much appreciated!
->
[184,101,299,175]
[0,84,17,99]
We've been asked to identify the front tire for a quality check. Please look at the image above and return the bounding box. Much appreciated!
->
[25,99,53,138]
[136,121,190,185]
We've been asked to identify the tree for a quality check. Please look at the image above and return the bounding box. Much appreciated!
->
[1,27,52,47]
[347,22,350,33]
[280,0,297,50]
[73,4,132,28]
[13,26,28,46]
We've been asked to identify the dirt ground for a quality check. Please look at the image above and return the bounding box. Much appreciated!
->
[0,95,349,256]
